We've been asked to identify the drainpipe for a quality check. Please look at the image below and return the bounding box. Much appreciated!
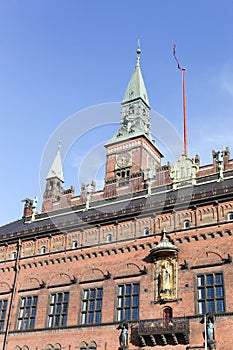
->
[3,239,22,350]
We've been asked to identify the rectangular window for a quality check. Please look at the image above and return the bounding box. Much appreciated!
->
[81,287,103,325]
[48,292,69,328]
[116,283,139,321]
[0,299,8,331]
[196,272,225,314]
[17,296,37,330]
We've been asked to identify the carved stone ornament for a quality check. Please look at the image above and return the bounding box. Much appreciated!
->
[170,153,199,189]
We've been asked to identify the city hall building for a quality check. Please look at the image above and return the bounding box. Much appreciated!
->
[0,48,233,350]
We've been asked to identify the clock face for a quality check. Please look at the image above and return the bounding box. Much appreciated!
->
[116,152,131,168]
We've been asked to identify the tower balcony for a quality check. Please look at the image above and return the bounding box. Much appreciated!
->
[137,317,189,346]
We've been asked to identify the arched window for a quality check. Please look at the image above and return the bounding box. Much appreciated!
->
[12,252,17,260]
[106,234,112,242]
[72,240,78,249]
[41,246,46,254]
[228,212,233,221]
[79,341,88,350]
[184,220,190,229]
[89,341,97,350]
[163,307,173,328]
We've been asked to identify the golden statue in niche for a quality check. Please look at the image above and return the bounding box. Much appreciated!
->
[150,230,178,301]
[157,259,175,299]
[159,261,172,294]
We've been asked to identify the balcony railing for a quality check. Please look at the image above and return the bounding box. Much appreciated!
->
[137,317,189,346]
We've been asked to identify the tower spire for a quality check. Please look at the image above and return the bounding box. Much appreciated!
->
[106,42,153,146]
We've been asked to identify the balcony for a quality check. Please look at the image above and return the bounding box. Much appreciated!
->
[137,317,189,346]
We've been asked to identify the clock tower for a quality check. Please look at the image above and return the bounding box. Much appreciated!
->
[104,45,163,198]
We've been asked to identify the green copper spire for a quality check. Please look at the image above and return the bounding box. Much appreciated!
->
[106,42,153,145]
[122,41,150,107]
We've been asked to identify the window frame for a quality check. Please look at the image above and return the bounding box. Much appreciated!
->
[195,271,225,315]
[116,282,140,322]
[16,295,38,330]
[47,291,69,328]
[0,299,8,331]
[80,287,103,325]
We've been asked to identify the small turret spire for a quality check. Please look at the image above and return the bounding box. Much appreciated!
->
[46,141,64,182]
[43,142,64,200]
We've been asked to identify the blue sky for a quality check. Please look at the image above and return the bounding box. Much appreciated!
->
[1,0,233,226]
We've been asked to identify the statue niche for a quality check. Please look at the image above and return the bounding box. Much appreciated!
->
[150,231,178,301]
[158,261,174,297]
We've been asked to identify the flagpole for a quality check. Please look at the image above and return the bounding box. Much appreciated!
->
[173,44,188,155]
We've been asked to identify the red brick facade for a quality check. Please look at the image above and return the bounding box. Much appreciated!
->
[1,54,233,350]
